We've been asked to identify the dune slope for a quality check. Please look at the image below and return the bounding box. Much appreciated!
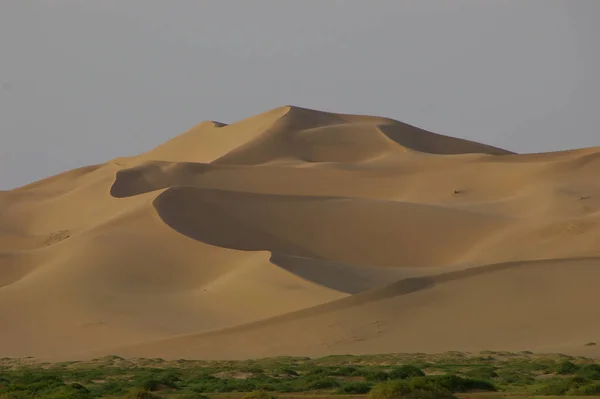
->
[1,105,600,360]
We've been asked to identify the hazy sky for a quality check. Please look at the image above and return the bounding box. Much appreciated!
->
[1,1,599,189]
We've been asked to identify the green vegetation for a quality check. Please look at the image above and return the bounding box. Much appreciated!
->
[1,351,600,398]
[370,379,456,399]
[124,389,163,399]
[240,392,276,399]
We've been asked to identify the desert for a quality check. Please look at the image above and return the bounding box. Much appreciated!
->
[1,105,599,364]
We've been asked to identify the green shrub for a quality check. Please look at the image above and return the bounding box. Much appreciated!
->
[305,367,330,377]
[568,382,600,396]
[141,379,161,391]
[179,393,210,399]
[0,393,35,399]
[365,371,390,382]
[69,383,88,393]
[240,391,277,399]
[14,372,63,386]
[46,383,92,399]
[464,367,497,380]
[369,379,456,399]
[276,368,298,377]
[158,371,182,387]
[333,366,357,376]
[44,387,93,399]
[536,376,587,395]
[577,364,600,380]
[428,375,496,392]
[308,377,340,390]
[388,366,425,380]
[556,360,580,375]
[336,382,372,394]
[496,370,534,386]
[4,371,65,395]
[88,380,127,396]
[409,362,433,370]
[178,393,210,399]
[125,388,164,399]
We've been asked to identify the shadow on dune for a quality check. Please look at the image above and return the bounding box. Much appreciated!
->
[270,253,413,294]
[151,186,322,259]
[149,186,438,295]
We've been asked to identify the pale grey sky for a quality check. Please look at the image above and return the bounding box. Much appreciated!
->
[1,1,599,189]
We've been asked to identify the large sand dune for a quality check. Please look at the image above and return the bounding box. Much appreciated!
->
[1,105,600,360]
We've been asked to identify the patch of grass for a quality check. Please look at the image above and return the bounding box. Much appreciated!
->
[308,377,341,390]
[124,388,164,399]
[364,371,390,382]
[177,394,210,399]
[1,351,600,397]
[336,382,373,394]
[464,366,497,380]
[535,376,587,395]
[495,370,535,386]
[332,366,357,376]
[369,379,456,399]
[427,375,496,393]
[388,365,425,380]
[240,391,277,399]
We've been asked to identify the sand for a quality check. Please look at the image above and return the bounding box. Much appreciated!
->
[1,105,600,360]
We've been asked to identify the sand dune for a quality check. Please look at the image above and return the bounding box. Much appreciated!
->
[1,105,600,360]
[87,257,600,360]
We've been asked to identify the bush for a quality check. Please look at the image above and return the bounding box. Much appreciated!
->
[240,391,277,399]
[577,364,600,380]
[308,378,340,390]
[365,371,390,382]
[388,366,425,380]
[369,379,456,399]
[465,367,497,380]
[410,362,433,370]
[276,368,298,377]
[337,382,372,394]
[69,384,88,393]
[178,394,210,399]
[88,380,127,396]
[429,375,496,392]
[44,387,93,399]
[158,371,182,387]
[333,366,357,376]
[141,379,161,391]
[536,376,587,396]
[0,393,35,399]
[568,382,600,396]
[556,361,580,375]
[305,367,330,377]
[496,370,534,386]
[3,371,65,395]
[125,388,164,399]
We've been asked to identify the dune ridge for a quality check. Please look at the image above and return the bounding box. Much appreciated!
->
[1,105,600,360]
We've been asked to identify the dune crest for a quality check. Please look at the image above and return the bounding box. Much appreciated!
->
[1,105,600,360]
